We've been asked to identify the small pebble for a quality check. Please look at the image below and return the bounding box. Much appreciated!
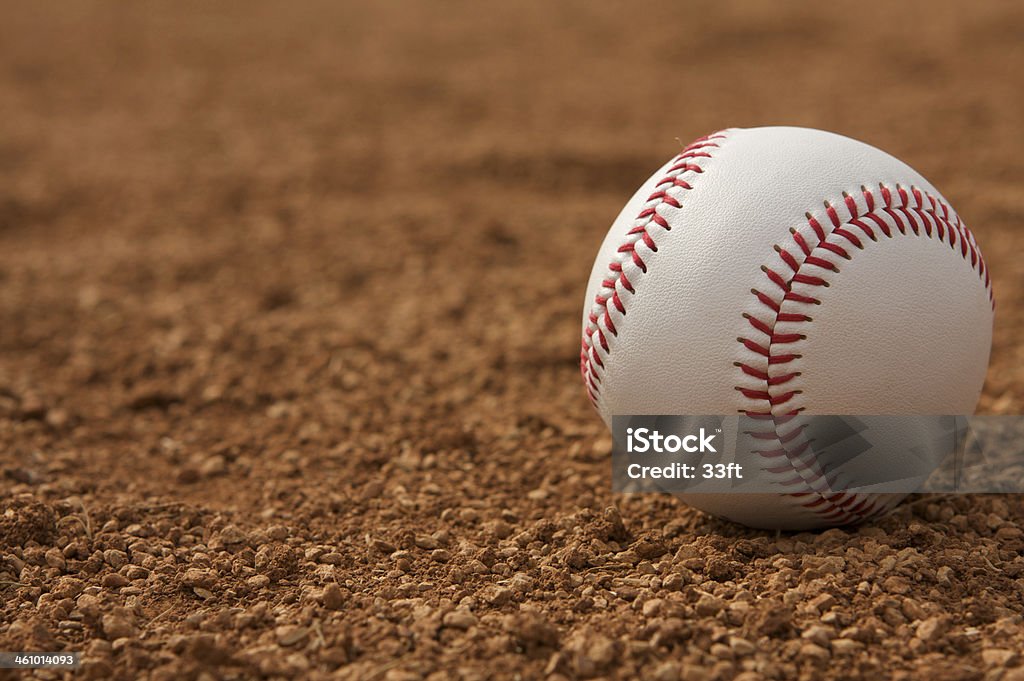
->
[414,535,438,550]
[44,548,66,570]
[482,585,512,606]
[729,637,756,656]
[709,643,732,659]
[247,575,271,589]
[801,625,833,647]
[917,616,948,643]
[104,550,128,569]
[509,573,534,592]
[661,573,685,591]
[276,625,309,646]
[321,583,345,610]
[442,610,477,630]
[809,593,836,612]
[799,643,830,662]
[101,613,137,640]
[831,638,863,655]
[695,595,725,616]
[219,525,247,545]
[102,574,130,589]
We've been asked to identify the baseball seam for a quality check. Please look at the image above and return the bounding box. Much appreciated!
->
[735,182,993,523]
[580,131,728,406]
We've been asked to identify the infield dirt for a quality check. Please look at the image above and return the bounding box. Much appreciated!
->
[1,2,1023,680]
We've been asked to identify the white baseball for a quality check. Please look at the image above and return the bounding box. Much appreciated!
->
[581,127,994,530]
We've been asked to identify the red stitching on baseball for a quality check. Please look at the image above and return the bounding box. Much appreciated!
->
[580,132,727,406]
[735,182,994,524]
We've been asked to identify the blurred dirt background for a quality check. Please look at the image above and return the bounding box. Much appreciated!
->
[1,1,1023,680]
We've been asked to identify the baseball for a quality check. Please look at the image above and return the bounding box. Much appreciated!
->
[581,127,994,530]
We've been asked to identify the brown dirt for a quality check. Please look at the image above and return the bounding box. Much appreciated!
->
[1,1,1023,680]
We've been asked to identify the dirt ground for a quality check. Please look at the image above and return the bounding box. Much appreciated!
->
[1,1,1023,679]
